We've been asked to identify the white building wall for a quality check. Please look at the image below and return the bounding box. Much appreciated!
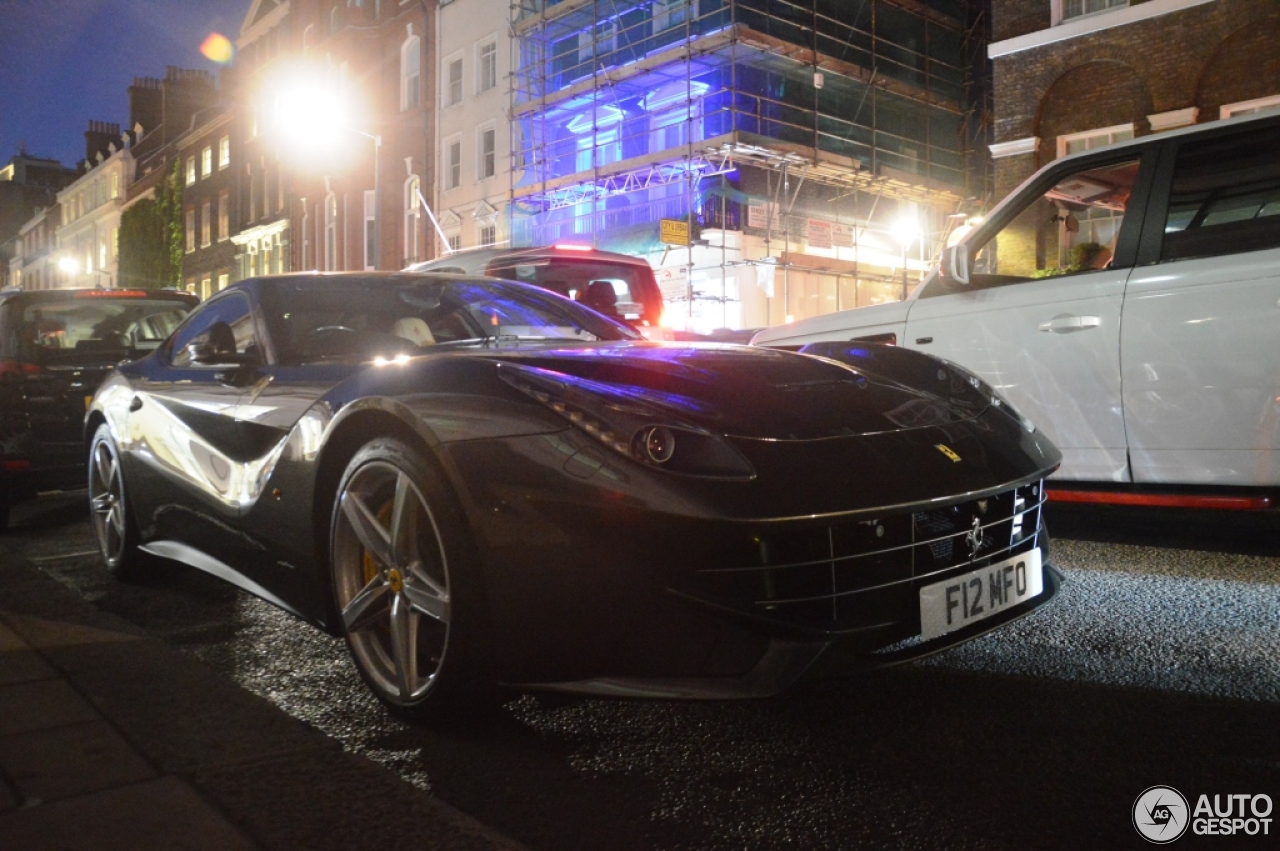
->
[435,0,512,253]
[55,148,132,289]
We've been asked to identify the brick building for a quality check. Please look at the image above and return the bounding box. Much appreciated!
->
[282,0,436,273]
[176,110,239,298]
[989,0,1280,204]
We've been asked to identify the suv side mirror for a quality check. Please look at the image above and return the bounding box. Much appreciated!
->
[940,244,971,286]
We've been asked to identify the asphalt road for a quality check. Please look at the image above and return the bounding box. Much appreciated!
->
[5,494,1279,850]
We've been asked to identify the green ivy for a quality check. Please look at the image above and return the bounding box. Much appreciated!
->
[117,160,184,288]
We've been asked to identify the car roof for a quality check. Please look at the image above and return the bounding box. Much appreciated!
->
[405,244,650,273]
[0,288,197,305]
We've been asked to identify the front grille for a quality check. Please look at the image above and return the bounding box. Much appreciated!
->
[681,480,1046,635]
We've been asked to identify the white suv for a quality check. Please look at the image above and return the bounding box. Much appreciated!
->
[752,111,1280,504]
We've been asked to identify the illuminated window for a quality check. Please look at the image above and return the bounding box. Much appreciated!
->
[403,176,421,264]
[185,156,196,186]
[364,190,376,270]
[202,146,212,178]
[217,272,229,291]
[218,192,229,242]
[219,136,230,169]
[185,208,196,253]
[1057,0,1127,24]
[201,201,212,247]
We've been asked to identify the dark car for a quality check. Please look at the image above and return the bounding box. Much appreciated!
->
[86,273,1061,718]
[406,244,671,338]
[0,287,196,528]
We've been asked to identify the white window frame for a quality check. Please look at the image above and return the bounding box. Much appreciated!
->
[444,53,464,107]
[401,34,421,111]
[185,208,196,253]
[477,123,497,180]
[478,223,496,247]
[1052,0,1128,26]
[324,192,338,271]
[218,192,230,242]
[185,156,196,186]
[1220,94,1280,119]
[202,146,213,178]
[1056,122,1134,158]
[201,200,212,247]
[476,37,498,94]
[363,189,376,270]
[653,0,689,32]
[403,175,421,264]
[444,134,462,190]
[219,135,231,169]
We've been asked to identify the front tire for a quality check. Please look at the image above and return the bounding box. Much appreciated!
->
[330,438,489,718]
[88,424,149,580]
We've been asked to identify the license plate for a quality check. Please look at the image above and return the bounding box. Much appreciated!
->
[919,549,1043,640]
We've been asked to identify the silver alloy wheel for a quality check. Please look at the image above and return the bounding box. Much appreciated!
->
[89,438,126,566]
[332,460,452,704]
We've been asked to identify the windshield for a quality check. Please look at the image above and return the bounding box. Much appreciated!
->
[6,296,191,365]
[488,258,654,322]
[262,276,642,364]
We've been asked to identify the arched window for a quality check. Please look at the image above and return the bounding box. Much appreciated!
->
[404,175,421,264]
[324,191,338,270]
[400,35,421,111]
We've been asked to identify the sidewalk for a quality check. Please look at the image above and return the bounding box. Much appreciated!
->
[0,551,526,851]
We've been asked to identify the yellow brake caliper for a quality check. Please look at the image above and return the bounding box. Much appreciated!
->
[362,502,395,585]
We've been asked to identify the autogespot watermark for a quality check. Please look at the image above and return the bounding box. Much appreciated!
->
[1133,786,1273,843]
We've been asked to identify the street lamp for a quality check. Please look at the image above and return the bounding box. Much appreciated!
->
[272,75,381,269]
[57,256,111,289]
[892,215,919,302]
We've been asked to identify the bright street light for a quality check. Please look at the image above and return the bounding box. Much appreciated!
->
[270,69,381,269]
[893,214,919,301]
[57,256,111,288]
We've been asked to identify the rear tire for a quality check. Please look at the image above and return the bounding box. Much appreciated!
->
[329,437,491,720]
[88,424,149,580]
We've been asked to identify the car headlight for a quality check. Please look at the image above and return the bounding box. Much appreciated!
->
[497,362,756,480]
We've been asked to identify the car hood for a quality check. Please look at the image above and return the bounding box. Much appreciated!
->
[485,342,991,441]
[749,298,911,346]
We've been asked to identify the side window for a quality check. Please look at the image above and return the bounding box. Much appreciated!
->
[961,157,1141,288]
[168,294,260,367]
[1160,127,1280,262]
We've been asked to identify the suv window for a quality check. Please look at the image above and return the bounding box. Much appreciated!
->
[957,157,1140,292]
[5,295,191,365]
[1160,126,1280,261]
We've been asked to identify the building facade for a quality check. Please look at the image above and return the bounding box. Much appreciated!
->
[505,0,989,333]
[56,122,136,289]
[177,110,240,298]
[989,0,1280,212]
[435,0,510,256]
[0,154,77,288]
[7,203,62,292]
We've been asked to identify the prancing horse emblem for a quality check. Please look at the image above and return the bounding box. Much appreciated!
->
[965,516,984,559]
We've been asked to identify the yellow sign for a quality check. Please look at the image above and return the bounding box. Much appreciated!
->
[660,218,690,246]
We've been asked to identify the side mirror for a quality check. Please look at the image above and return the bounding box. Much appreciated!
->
[940,244,971,286]
[187,342,255,367]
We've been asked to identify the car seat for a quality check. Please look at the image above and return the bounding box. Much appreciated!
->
[580,280,619,316]
[392,317,436,347]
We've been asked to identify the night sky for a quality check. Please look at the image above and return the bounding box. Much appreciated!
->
[0,0,252,169]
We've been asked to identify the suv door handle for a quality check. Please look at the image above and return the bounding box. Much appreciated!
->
[1038,315,1101,333]
[129,396,143,412]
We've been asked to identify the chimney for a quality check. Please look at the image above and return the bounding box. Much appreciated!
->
[128,76,163,144]
[84,120,121,164]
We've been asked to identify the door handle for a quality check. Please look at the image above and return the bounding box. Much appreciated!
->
[1038,315,1101,333]
[129,396,143,412]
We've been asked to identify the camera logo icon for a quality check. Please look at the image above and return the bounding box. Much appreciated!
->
[1133,786,1190,843]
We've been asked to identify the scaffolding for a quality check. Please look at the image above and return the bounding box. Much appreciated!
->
[508,0,986,331]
